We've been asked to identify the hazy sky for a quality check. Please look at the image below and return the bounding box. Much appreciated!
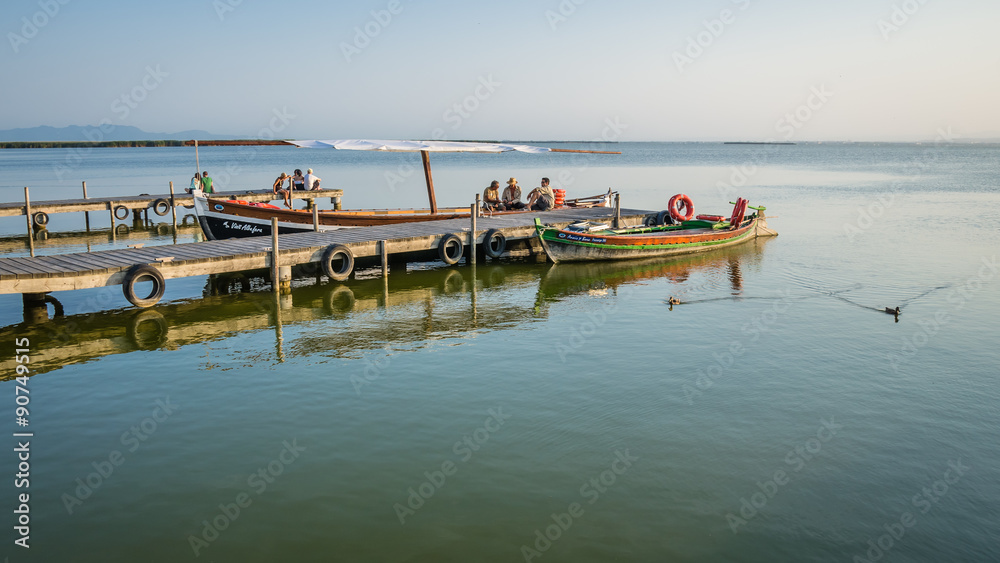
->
[3,0,998,141]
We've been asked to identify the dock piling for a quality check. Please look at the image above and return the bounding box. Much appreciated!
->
[312,205,319,232]
[270,218,279,293]
[24,187,35,257]
[470,194,479,265]
[83,181,90,231]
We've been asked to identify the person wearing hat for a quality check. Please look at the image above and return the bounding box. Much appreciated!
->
[502,177,525,210]
[483,180,503,211]
[272,172,292,208]
[304,168,322,191]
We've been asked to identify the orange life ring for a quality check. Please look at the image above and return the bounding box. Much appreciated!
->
[729,198,748,229]
[668,194,695,222]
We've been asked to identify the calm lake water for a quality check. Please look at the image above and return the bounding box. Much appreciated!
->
[1,143,998,562]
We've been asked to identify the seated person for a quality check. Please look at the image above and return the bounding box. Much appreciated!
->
[273,173,292,207]
[291,169,305,190]
[525,177,555,211]
[483,180,503,211]
[304,168,322,190]
[502,177,525,210]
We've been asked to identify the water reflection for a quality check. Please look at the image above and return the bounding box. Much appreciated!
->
[0,238,771,379]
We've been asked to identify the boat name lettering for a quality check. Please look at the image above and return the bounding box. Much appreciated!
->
[561,233,606,243]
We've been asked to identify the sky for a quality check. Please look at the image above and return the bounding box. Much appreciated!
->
[2,0,999,142]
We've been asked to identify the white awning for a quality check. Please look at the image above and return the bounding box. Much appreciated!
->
[287,139,553,154]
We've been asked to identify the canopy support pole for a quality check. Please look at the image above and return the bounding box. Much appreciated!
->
[420,150,438,214]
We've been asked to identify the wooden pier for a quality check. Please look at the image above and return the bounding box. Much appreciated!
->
[0,207,650,309]
[2,184,344,225]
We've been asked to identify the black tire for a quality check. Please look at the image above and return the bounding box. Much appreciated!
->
[122,264,165,308]
[643,215,658,227]
[321,244,354,281]
[126,309,168,349]
[438,233,464,265]
[32,211,49,226]
[151,198,170,216]
[114,205,130,220]
[656,209,675,225]
[483,229,506,259]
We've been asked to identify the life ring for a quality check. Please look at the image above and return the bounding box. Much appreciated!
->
[151,198,171,216]
[438,233,464,265]
[484,229,506,259]
[668,194,695,223]
[32,211,49,226]
[113,205,130,220]
[122,264,166,308]
[321,244,354,281]
[696,214,724,222]
[729,198,748,229]
[656,209,675,226]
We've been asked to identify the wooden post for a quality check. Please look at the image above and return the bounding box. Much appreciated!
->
[420,150,438,214]
[24,187,34,258]
[333,196,342,210]
[312,204,319,232]
[470,194,479,265]
[169,181,177,229]
[613,193,621,229]
[109,201,116,242]
[380,240,388,277]
[82,181,90,232]
[270,218,279,293]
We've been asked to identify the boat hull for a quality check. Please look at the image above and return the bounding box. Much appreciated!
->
[536,217,772,263]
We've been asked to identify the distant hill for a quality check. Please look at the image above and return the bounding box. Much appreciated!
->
[0,125,234,142]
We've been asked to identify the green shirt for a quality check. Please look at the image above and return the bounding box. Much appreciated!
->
[201,177,214,194]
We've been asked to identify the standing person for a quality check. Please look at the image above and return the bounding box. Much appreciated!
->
[291,169,305,191]
[304,168,322,190]
[186,172,202,194]
[483,180,503,211]
[201,171,214,194]
[273,173,292,208]
[525,177,555,211]
[502,177,525,210]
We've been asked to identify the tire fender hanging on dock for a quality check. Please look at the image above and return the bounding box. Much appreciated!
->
[321,244,354,281]
[151,198,171,216]
[32,211,49,226]
[113,205,130,221]
[122,264,166,308]
[438,233,464,265]
[483,229,506,259]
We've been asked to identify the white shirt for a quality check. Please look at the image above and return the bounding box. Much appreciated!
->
[304,173,321,190]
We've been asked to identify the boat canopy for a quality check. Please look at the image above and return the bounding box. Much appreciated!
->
[286,139,553,154]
